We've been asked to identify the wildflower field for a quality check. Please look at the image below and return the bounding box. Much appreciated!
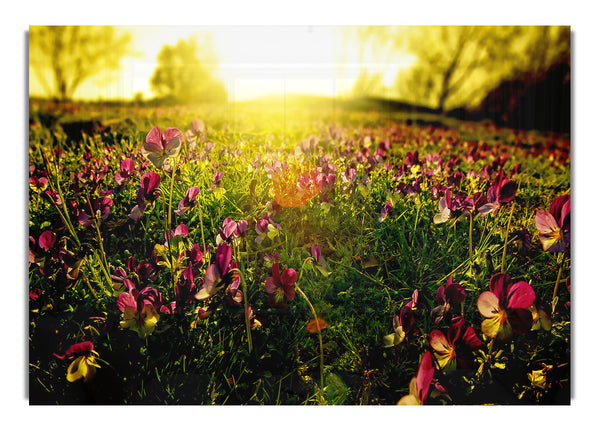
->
[28,97,571,405]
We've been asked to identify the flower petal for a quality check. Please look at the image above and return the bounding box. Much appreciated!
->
[477,291,500,318]
[549,194,570,224]
[488,273,512,304]
[145,126,163,144]
[446,283,465,305]
[461,325,483,350]
[397,394,420,405]
[535,210,559,235]
[116,291,136,313]
[507,281,536,310]
[482,312,513,340]
[264,277,277,295]
[162,127,184,148]
[281,268,297,287]
[416,352,434,404]
[66,356,86,382]
[429,330,450,354]
[283,284,296,301]
[507,308,533,335]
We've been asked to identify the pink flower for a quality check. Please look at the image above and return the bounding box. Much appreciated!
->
[478,170,517,216]
[311,243,330,276]
[38,231,57,251]
[54,341,100,383]
[429,316,482,371]
[195,243,239,301]
[397,352,435,405]
[430,276,465,325]
[477,273,536,340]
[77,196,113,227]
[216,217,248,245]
[117,286,163,338]
[175,186,200,216]
[535,194,570,252]
[129,172,161,221]
[114,158,135,186]
[142,126,184,168]
[264,262,297,308]
[378,201,393,223]
[185,119,205,152]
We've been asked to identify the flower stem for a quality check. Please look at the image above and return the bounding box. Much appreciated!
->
[164,161,178,295]
[500,204,515,273]
[230,267,252,354]
[85,194,113,293]
[296,285,324,390]
[296,257,324,387]
[197,202,207,256]
[469,212,473,266]
[551,252,566,315]
[410,199,421,248]
[40,149,81,248]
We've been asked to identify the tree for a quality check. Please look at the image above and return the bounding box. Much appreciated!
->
[29,26,133,101]
[350,26,570,113]
[399,26,522,113]
[149,37,227,105]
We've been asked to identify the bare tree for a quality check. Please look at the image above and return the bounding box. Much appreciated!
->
[29,26,133,101]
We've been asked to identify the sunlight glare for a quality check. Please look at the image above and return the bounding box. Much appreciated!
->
[29,26,417,102]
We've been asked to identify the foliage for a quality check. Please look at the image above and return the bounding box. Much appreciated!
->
[149,37,228,105]
[29,26,134,101]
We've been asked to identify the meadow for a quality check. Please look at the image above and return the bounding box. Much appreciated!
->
[28,97,570,405]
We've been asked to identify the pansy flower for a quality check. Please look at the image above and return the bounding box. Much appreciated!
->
[529,303,552,331]
[114,157,135,186]
[142,126,184,168]
[431,276,465,324]
[38,230,57,252]
[264,252,280,268]
[77,196,113,227]
[478,170,517,216]
[216,217,248,246]
[264,262,297,308]
[383,294,417,347]
[254,213,281,245]
[477,273,536,340]
[433,190,464,224]
[54,341,100,383]
[383,314,406,347]
[195,243,240,301]
[111,267,135,294]
[247,305,262,329]
[117,286,162,338]
[535,194,570,253]
[171,265,199,312]
[446,171,464,188]
[129,172,161,221]
[510,228,532,257]
[175,186,200,216]
[311,243,330,277]
[210,170,225,198]
[397,351,435,405]
[378,201,393,223]
[429,316,482,371]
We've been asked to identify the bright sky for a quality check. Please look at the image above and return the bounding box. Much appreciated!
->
[29,26,416,102]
